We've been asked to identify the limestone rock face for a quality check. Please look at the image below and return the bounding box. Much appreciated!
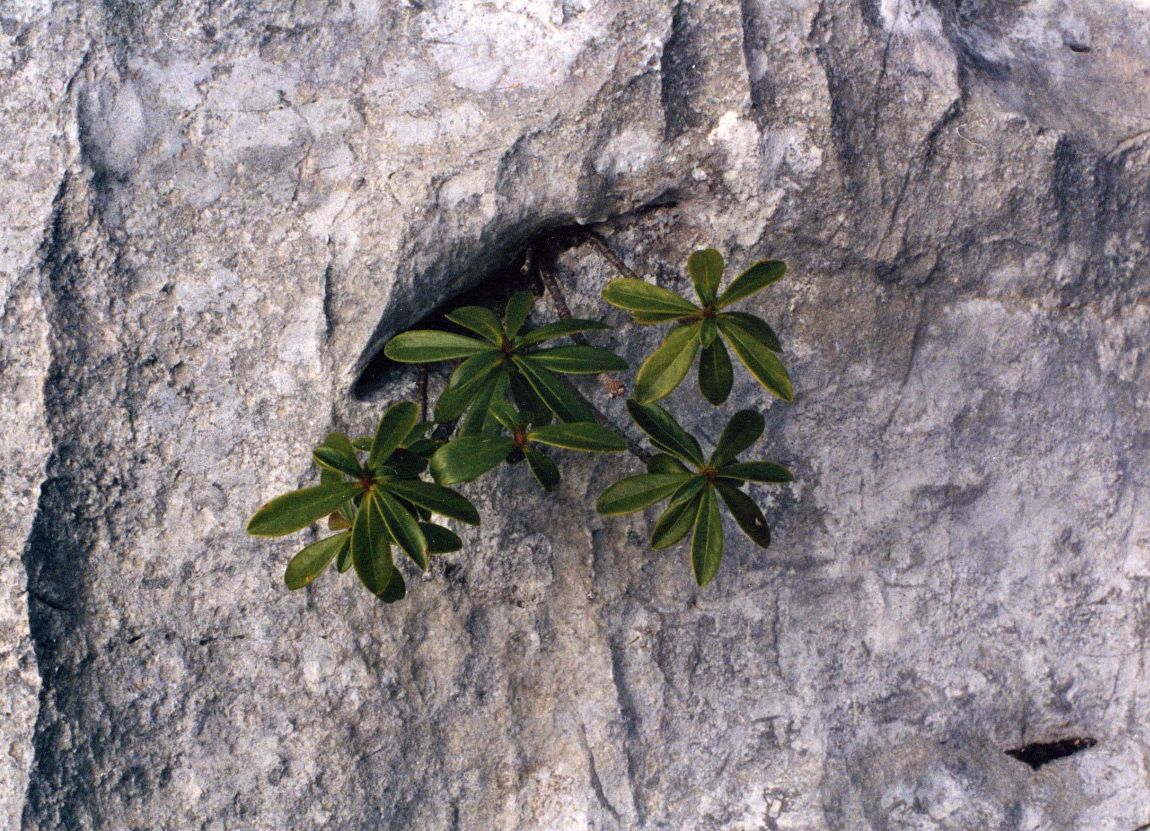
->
[3,1,1149,828]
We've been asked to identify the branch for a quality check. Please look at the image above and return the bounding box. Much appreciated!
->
[582,230,641,280]
[417,366,429,421]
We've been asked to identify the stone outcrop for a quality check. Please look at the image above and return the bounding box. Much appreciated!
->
[2,1,1148,828]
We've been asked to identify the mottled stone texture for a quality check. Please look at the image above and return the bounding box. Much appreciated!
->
[2,0,1149,828]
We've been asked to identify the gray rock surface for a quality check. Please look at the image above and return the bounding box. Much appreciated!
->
[3,0,1149,828]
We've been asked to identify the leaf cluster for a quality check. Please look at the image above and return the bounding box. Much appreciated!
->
[596,403,791,586]
[247,247,795,599]
[247,402,479,602]
[384,292,625,428]
[602,250,790,405]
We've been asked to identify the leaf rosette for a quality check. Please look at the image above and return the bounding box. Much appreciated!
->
[596,401,792,587]
[384,291,627,431]
[601,249,791,406]
[429,397,626,492]
[247,402,479,602]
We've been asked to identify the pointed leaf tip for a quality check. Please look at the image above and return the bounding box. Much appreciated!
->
[247,482,364,537]
[688,248,724,305]
[717,260,785,308]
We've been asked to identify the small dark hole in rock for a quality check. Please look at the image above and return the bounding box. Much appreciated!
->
[1005,736,1096,770]
[1066,42,1091,53]
[442,561,465,585]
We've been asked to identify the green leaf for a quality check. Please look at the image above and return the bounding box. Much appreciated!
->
[402,421,433,446]
[513,357,595,422]
[515,318,610,347]
[717,311,782,353]
[509,370,552,425]
[384,479,481,525]
[384,447,427,479]
[711,409,765,466]
[631,311,696,324]
[688,248,724,305]
[525,446,560,492]
[719,317,794,402]
[284,533,348,589]
[503,291,535,337]
[320,432,357,459]
[602,278,700,317]
[625,400,704,466]
[633,323,702,403]
[699,317,718,348]
[455,375,501,437]
[595,472,694,515]
[376,490,428,570]
[352,492,396,597]
[691,487,724,587]
[369,401,420,469]
[714,481,771,548]
[447,350,507,397]
[336,538,353,572]
[717,461,794,483]
[698,338,734,406]
[488,396,521,431]
[429,435,516,484]
[445,306,505,345]
[351,437,373,452]
[526,345,628,375]
[650,479,706,549]
[377,568,407,603]
[313,445,363,478]
[421,522,463,554]
[717,260,786,307]
[247,482,365,537]
[527,423,626,452]
[406,438,441,458]
[434,351,506,422]
[481,373,513,435]
[384,330,490,362]
[646,453,691,475]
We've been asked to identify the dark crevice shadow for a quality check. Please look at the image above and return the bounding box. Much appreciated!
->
[21,171,125,829]
[1005,736,1096,770]
[350,195,677,402]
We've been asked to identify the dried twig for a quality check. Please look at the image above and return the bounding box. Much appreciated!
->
[417,366,429,421]
[582,229,641,280]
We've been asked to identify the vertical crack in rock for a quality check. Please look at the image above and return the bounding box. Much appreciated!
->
[21,161,133,828]
[606,636,647,826]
